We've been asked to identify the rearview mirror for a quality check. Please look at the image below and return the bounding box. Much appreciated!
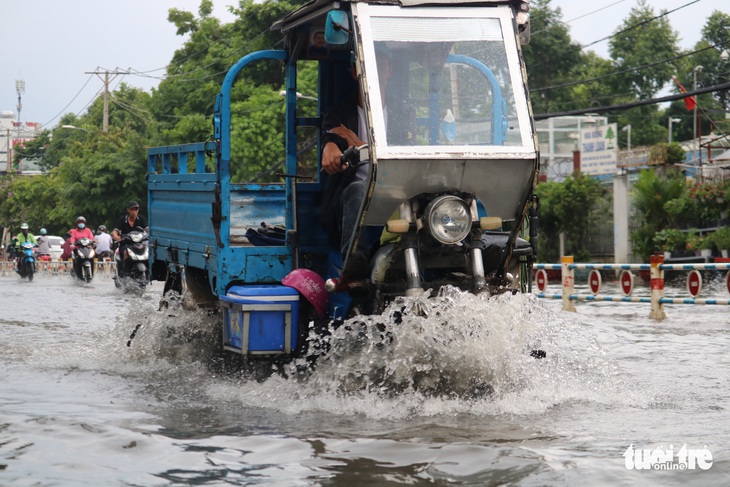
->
[325,10,350,45]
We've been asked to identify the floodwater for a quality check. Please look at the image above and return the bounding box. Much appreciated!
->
[1,270,729,486]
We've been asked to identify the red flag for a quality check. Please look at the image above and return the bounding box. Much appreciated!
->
[672,76,696,111]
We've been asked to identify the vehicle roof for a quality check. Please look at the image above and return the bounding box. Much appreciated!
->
[271,0,528,33]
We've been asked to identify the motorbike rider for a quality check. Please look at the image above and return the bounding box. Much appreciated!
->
[69,217,95,279]
[60,232,74,261]
[15,223,37,253]
[114,201,148,277]
[7,236,19,261]
[94,225,113,260]
[320,46,416,277]
[69,216,95,243]
[36,228,52,260]
[14,223,37,271]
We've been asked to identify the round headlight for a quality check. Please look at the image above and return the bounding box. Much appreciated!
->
[424,195,472,244]
[131,233,143,243]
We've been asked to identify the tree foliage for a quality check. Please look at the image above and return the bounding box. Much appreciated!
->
[534,174,608,262]
[523,0,584,115]
[608,1,680,99]
[629,168,686,261]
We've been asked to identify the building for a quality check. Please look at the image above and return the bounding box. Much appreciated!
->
[536,115,608,181]
[0,111,43,174]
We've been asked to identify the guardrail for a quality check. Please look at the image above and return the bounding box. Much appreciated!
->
[0,259,117,279]
[534,255,730,321]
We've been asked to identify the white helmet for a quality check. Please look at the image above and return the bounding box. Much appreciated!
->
[20,223,29,230]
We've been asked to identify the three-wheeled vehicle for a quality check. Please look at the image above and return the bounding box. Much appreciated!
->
[147,0,539,358]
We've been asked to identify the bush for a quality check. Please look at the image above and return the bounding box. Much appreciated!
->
[686,229,702,252]
[713,227,730,250]
[654,228,686,252]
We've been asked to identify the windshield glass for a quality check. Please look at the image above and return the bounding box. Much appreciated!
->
[360,6,532,152]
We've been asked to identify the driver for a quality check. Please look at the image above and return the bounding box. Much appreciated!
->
[69,216,95,243]
[15,223,37,255]
[114,201,148,277]
[320,45,416,278]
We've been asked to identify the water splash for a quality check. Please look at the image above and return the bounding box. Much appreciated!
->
[210,287,631,418]
[30,284,634,419]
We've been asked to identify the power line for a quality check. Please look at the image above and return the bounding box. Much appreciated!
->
[534,80,730,120]
[531,40,729,93]
[41,75,95,128]
[580,0,700,50]
[531,0,627,37]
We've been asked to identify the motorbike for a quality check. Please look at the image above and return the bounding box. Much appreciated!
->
[72,238,97,283]
[114,229,149,292]
[15,242,37,281]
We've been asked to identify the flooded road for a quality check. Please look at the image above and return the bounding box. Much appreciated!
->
[1,271,728,485]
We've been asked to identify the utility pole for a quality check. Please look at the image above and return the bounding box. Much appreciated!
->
[14,80,25,172]
[5,128,11,172]
[84,68,129,132]
[693,66,703,181]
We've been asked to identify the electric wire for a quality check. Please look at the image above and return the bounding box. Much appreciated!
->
[531,40,730,93]
[534,80,730,120]
[580,0,700,50]
[530,0,627,37]
[41,75,95,128]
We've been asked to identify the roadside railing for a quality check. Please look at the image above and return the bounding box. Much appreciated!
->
[0,259,117,279]
[534,255,730,320]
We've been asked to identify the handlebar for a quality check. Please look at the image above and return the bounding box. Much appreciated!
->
[340,144,368,169]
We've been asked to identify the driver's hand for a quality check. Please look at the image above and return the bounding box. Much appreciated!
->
[322,142,344,175]
[329,125,365,147]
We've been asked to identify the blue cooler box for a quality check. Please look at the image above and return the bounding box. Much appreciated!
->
[220,285,299,355]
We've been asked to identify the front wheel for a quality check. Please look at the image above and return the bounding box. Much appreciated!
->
[27,262,34,282]
[83,265,92,283]
[132,263,148,293]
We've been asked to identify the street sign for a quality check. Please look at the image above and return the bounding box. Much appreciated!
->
[687,270,702,297]
[536,269,547,292]
[588,269,601,294]
[579,123,618,176]
[620,270,634,296]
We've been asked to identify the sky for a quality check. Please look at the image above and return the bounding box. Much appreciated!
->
[1,0,728,129]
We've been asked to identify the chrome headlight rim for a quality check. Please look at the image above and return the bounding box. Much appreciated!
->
[424,195,472,245]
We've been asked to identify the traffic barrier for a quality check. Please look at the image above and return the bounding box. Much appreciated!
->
[534,255,730,321]
[0,259,117,279]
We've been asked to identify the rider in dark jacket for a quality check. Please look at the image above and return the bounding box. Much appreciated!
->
[114,201,148,277]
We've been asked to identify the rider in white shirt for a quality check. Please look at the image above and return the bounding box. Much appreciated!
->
[94,225,114,260]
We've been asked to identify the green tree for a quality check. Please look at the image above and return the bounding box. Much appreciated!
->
[523,0,584,115]
[630,168,685,260]
[605,1,681,147]
[0,173,60,235]
[534,174,607,261]
[608,1,680,99]
[1,126,148,235]
[670,10,730,141]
